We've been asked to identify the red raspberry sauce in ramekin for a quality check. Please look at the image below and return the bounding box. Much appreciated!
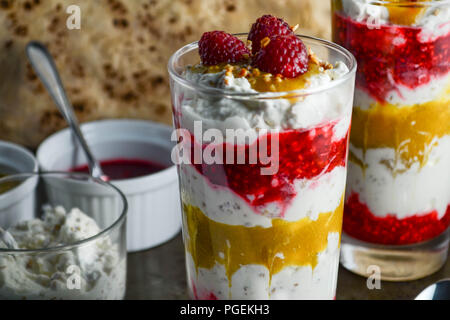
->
[187,121,348,217]
[333,12,450,103]
[70,158,166,180]
[344,193,450,245]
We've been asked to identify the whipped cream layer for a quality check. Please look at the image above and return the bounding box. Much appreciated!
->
[347,135,450,219]
[0,206,125,300]
[181,61,352,142]
[180,163,346,228]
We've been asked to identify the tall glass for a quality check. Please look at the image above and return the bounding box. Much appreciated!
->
[168,35,356,299]
[332,0,450,280]
[0,172,127,299]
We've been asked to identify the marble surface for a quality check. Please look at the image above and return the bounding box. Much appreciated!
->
[125,233,450,300]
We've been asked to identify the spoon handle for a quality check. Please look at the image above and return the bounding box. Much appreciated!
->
[26,41,104,179]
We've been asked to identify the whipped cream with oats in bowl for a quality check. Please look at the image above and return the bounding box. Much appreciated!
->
[0,172,127,300]
[333,0,450,281]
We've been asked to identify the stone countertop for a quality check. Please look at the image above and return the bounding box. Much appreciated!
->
[125,233,450,300]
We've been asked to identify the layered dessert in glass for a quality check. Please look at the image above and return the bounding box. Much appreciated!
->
[169,15,356,299]
[332,0,450,279]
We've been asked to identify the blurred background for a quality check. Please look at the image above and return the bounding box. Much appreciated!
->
[0,0,331,149]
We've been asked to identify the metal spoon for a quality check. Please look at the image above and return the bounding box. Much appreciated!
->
[0,227,18,250]
[26,41,108,181]
[415,279,450,300]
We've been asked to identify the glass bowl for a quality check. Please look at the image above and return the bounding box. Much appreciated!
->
[0,172,127,300]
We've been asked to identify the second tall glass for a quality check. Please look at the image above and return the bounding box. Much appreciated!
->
[332,0,450,280]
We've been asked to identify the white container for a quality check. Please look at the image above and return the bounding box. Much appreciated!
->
[37,119,181,252]
[0,140,39,228]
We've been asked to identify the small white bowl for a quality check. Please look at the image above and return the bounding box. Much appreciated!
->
[37,119,181,252]
[0,140,39,228]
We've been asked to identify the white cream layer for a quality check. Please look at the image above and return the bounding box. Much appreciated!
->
[181,62,353,143]
[180,163,346,227]
[347,135,450,219]
[186,232,340,300]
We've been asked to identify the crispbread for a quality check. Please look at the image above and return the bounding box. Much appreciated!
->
[0,0,330,148]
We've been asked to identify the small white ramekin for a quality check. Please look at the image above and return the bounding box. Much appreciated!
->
[36,119,181,252]
[0,140,39,228]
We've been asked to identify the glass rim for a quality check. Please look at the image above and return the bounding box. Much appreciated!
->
[167,33,357,99]
[0,171,128,254]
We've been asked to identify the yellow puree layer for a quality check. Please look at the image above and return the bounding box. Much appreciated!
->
[385,0,433,26]
[350,86,450,174]
[183,196,344,287]
[189,61,322,93]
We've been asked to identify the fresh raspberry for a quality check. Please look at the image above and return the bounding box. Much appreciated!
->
[248,15,294,54]
[252,35,309,78]
[198,31,250,65]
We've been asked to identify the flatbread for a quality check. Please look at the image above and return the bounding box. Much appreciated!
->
[0,0,330,148]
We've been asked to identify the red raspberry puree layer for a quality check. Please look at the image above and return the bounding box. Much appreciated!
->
[186,121,348,217]
[344,193,450,245]
[333,12,450,103]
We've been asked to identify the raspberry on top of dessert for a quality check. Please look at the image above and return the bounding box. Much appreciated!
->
[190,16,345,93]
